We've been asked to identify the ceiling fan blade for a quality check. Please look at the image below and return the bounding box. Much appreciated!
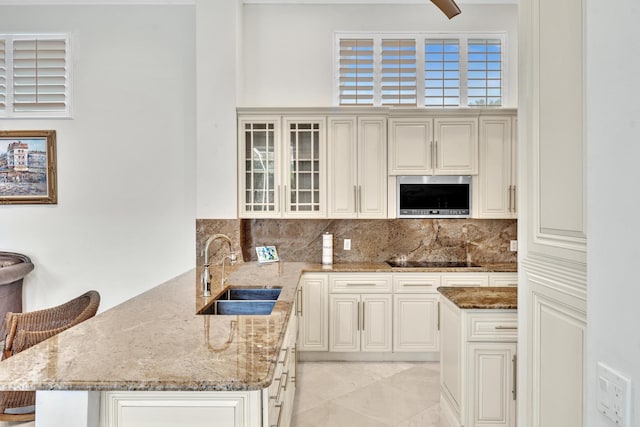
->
[430,0,462,19]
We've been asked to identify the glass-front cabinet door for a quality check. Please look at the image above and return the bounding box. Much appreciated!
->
[238,115,326,218]
[238,117,281,217]
[283,117,326,217]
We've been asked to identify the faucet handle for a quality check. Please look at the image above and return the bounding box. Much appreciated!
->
[229,252,238,265]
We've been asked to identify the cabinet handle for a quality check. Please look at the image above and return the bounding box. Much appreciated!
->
[434,140,438,169]
[508,185,513,212]
[495,325,518,330]
[284,185,287,212]
[269,377,282,401]
[437,301,440,331]
[281,371,289,392]
[277,185,281,211]
[271,401,285,427]
[358,186,362,213]
[297,287,303,316]
[431,140,435,170]
[512,185,517,212]
[362,301,366,331]
[354,185,358,212]
[512,354,517,400]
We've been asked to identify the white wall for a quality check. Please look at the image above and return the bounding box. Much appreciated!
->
[241,3,518,107]
[0,6,196,311]
[195,0,242,219]
[586,0,640,424]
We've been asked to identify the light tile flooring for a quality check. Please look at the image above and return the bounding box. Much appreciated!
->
[292,361,440,427]
[1,361,440,427]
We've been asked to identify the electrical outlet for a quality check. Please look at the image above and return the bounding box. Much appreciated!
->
[510,240,518,251]
[344,239,351,250]
[597,362,631,426]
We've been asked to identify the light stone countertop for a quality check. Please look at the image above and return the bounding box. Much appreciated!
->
[437,286,518,309]
[0,261,517,392]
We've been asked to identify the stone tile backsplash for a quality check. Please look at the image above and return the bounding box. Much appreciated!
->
[196,218,517,266]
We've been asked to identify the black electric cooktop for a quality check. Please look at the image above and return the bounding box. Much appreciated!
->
[385,260,481,268]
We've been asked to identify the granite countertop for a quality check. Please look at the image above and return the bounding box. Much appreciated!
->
[0,261,517,393]
[0,262,309,392]
[438,286,518,309]
[303,262,517,273]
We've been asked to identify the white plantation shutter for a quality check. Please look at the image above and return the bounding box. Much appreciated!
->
[339,39,374,105]
[12,37,69,114]
[0,39,5,112]
[425,39,460,107]
[467,38,502,106]
[381,39,416,105]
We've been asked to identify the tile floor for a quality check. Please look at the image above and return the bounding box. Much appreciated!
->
[292,361,440,427]
[0,361,440,427]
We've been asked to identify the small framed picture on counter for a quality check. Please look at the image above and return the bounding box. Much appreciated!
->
[256,246,279,263]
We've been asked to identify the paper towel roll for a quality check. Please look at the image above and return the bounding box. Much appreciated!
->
[322,233,333,265]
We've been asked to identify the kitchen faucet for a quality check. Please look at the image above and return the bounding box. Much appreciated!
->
[201,234,237,297]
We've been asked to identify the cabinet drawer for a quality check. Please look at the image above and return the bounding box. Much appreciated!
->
[441,273,489,287]
[466,311,517,341]
[329,274,392,293]
[489,272,518,287]
[392,273,441,293]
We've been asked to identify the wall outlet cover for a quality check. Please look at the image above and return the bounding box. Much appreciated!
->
[510,240,518,251]
[597,362,631,427]
[344,239,351,250]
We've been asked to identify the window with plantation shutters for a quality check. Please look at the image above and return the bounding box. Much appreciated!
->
[0,40,5,112]
[381,39,416,105]
[467,38,502,106]
[338,39,374,105]
[0,34,71,117]
[425,39,460,107]
[335,32,506,108]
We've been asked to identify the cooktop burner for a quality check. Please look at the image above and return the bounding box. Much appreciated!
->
[385,260,481,268]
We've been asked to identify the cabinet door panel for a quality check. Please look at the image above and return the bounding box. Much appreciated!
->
[393,294,439,352]
[282,117,326,218]
[361,294,392,352]
[388,119,433,174]
[328,117,358,218]
[358,117,387,218]
[477,117,514,218]
[467,343,516,427]
[299,274,329,351]
[238,117,282,217]
[434,118,478,175]
[329,294,360,352]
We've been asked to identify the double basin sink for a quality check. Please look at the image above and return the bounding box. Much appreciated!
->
[198,286,282,315]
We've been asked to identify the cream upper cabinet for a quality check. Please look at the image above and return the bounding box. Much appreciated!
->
[475,116,517,218]
[327,116,387,218]
[238,115,326,218]
[388,117,478,175]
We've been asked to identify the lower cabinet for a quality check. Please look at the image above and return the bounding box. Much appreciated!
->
[298,273,328,351]
[329,293,392,352]
[328,273,392,353]
[439,296,517,427]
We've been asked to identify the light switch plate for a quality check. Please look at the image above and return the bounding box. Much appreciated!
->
[344,239,351,250]
[510,240,518,251]
[597,362,631,426]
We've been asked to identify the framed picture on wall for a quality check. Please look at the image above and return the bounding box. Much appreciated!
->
[0,130,57,205]
[256,246,279,263]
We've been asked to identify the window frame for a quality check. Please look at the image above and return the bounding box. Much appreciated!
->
[0,33,72,119]
[334,31,508,108]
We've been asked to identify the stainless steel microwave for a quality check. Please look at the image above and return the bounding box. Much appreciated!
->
[397,175,472,218]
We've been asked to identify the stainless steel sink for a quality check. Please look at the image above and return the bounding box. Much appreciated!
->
[198,286,282,315]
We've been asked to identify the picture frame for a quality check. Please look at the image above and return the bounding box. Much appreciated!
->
[256,246,279,263]
[0,130,57,205]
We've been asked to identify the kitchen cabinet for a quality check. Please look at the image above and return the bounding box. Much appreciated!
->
[238,115,326,218]
[489,272,518,287]
[328,274,392,352]
[297,273,329,352]
[327,116,387,218]
[439,295,517,427]
[475,116,517,218]
[388,117,478,175]
[392,273,441,352]
[441,273,490,287]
